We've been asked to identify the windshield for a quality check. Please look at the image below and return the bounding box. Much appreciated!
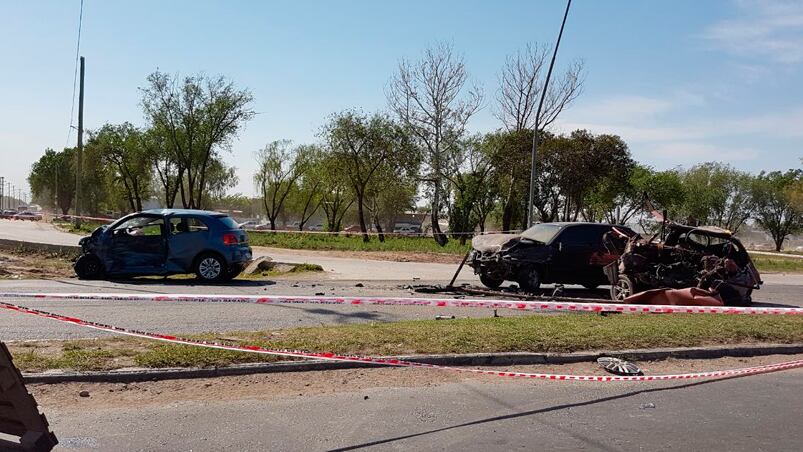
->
[520,223,564,244]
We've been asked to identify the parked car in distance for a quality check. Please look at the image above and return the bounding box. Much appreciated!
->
[74,209,252,282]
[13,211,42,221]
[238,220,260,229]
[393,224,422,235]
[0,210,18,219]
[468,222,635,291]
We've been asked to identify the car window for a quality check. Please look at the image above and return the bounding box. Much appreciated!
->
[188,218,209,232]
[114,216,164,236]
[170,217,210,234]
[520,223,563,243]
[556,225,605,246]
[214,215,240,229]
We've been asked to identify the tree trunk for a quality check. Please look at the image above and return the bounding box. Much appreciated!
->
[356,190,369,243]
[774,236,784,252]
[374,215,385,243]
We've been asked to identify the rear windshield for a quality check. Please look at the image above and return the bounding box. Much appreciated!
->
[214,215,241,230]
[520,223,563,244]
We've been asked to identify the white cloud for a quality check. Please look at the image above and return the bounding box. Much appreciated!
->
[703,0,803,63]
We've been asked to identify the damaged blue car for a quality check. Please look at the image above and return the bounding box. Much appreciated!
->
[74,209,253,282]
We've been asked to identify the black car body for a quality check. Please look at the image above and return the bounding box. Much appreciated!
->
[469,222,635,291]
[605,223,762,305]
[75,209,252,282]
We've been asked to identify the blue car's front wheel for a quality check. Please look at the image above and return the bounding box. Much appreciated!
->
[74,254,104,280]
[194,253,227,282]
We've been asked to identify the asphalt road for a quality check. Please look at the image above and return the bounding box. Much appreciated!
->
[33,364,803,451]
[0,276,801,341]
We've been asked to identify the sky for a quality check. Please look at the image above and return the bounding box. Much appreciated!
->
[2,0,803,198]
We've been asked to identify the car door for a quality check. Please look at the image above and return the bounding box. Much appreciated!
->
[549,225,604,283]
[166,216,211,272]
[108,215,168,275]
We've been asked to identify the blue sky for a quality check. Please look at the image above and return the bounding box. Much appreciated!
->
[2,0,802,196]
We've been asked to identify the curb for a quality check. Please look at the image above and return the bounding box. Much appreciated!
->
[22,343,803,384]
[0,238,80,257]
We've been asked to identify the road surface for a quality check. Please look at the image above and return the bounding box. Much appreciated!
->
[0,276,800,341]
[28,360,803,451]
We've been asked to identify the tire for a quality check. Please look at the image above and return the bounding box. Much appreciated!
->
[610,275,636,302]
[195,253,227,283]
[517,267,542,292]
[74,254,104,280]
[479,273,504,289]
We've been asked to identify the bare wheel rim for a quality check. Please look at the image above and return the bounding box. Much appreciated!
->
[613,278,632,301]
[199,257,222,280]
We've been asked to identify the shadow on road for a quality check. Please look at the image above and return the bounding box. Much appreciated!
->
[109,277,277,288]
[256,302,385,323]
[329,376,745,451]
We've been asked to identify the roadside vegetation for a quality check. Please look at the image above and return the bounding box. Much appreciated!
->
[9,314,803,372]
[22,39,802,253]
[248,231,471,255]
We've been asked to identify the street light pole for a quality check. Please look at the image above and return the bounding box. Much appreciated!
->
[75,56,85,228]
[527,0,573,228]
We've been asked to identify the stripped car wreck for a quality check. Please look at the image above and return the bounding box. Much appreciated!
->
[605,223,762,306]
[469,222,635,291]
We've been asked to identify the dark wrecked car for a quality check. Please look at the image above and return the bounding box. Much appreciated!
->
[605,223,762,306]
[468,222,635,291]
[74,209,253,282]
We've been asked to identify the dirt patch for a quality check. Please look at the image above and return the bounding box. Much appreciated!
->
[0,250,74,279]
[28,353,802,411]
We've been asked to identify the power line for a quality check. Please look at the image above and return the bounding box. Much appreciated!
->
[65,0,84,149]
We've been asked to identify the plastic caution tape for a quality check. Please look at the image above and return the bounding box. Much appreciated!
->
[1,292,801,316]
[1,300,801,381]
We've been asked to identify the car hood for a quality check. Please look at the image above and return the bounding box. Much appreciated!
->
[471,234,520,253]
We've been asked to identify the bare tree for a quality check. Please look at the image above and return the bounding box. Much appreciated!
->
[496,43,583,132]
[388,42,482,246]
[493,44,583,229]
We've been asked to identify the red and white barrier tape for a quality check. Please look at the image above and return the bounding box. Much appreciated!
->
[1,300,801,381]
[1,292,801,316]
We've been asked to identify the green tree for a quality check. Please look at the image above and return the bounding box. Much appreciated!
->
[325,111,417,242]
[254,140,308,230]
[751,169,803,251]
[679,162,755,232]
[28,148,76,214]
[141,71,254,209]
[88,123,152,212]
[284,145,325,230]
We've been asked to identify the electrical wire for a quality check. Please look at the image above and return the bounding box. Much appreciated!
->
[65,0,84,148]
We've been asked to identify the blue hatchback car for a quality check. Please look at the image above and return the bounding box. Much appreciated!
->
[74,209,253,282]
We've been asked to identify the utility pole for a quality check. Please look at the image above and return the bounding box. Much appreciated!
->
[0,177,4,210]
[527,0,572,227]
[74,56,85,228]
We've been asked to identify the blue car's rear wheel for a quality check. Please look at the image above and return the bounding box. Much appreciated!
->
[195,253,227,282]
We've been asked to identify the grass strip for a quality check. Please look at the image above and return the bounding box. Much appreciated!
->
[247,231,471,255]
[9,313,803,372]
